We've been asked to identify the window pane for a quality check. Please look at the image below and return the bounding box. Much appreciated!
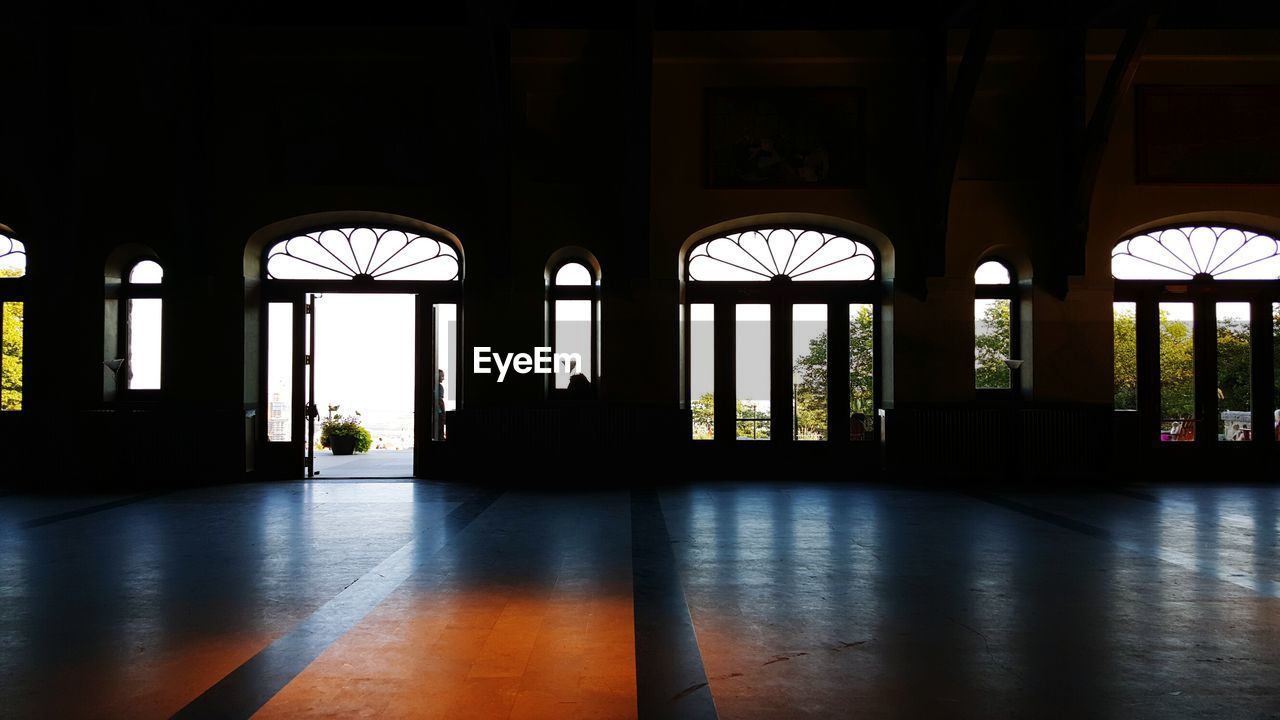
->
[0,235,26,278]
[792,304,826,440]
[1216,303,1252,442]
[1114,302,1137,411]
[554,299,591,389]
[267,302,293,442]
[1159,302,1195,441]
[129,260,163,284]
[850,304,874,439]
[975,261,1011,285]
[127,298,162,390]
[690,304,714,440]
[736,304,769,440]
[554,262,592,286]
[975,299,1011,389]
[2,302,22,411]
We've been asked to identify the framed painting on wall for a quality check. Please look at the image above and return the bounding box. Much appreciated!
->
[1136,86,1280,184]
[705,87,865,189]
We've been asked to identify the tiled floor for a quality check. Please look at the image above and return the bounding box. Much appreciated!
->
[2,481,1279,718]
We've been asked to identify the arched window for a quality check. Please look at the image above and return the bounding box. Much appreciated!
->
[683,226,881,443]
[123,260,164,391]
[265,227,460,281]
[974,259,1017,391]
[1112,225,1280,445]
[546,250,601,391]
[1,230,26,411]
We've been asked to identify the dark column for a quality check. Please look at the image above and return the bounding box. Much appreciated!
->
[1251,301,1274,446]
[1194,298,1217,447]
[1136,299,1161,447]
[771,302,793,443]
[828,303,851,444]
[713,301,735,444]
[414,297,438,478]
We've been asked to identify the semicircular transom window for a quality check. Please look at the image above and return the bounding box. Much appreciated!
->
[1112,226,1280,280]
[687,228,876,282]
[266,227,460,281]
[0,234,27,278]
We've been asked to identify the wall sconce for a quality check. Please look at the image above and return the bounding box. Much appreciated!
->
[1004,359,1024,371]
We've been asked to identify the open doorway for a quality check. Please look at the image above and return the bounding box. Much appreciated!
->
[310,293,415,478]
[304,295,458,478]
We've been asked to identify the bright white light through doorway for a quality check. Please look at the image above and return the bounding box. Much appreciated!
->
[310,294,423,478]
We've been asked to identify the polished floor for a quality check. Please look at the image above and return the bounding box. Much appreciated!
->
[2,481,1279,718]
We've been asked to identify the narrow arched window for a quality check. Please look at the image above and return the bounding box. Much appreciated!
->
[546,252,601,391]
[1,230,26,411]
[975,259,1017,391]
[123,260,164,391]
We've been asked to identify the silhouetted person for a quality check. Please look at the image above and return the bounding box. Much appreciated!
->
[566,372,594,404]
[435,368,446,441]
[850,412,867,441]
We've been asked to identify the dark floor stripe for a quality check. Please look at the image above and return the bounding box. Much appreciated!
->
[20,491,169,529]
[172,488,502,720]
[964,491,1113,541]
[631,489,718,720]
[1111,488,1160,503]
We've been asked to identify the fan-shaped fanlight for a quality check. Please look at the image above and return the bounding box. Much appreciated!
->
[687,228,876,282]
[0,234,27,278]
[266,227,460,281]
[1112,226,1280,280]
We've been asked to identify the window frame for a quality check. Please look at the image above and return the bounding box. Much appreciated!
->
[0,229,27,413]
[545,252,602,394]
[1112,224,1280,448]
[681,224,883,444]
[974,257,1020,396]
[115,258,165,399]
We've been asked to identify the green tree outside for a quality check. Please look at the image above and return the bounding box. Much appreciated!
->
[1,268,21,411]
[1113,306,1254,429]
[975,300,1011,389]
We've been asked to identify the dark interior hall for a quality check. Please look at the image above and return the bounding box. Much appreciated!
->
[3,1,1280,717]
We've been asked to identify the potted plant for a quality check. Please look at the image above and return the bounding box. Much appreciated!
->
[319,406,373,456]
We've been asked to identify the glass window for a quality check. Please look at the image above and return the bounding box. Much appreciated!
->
[1216,303,1252,442]
[266,227,460,281]
[850,304,875,439]
[690,304,714,440]
[129,260,163,284]
[975,261,1014,390]
[2,302,22,411]
[0,235,26,277]
[792,304,827,440]
[553,300,591,389]
[554,262,592,287]
[1159,302,1195,441]
[1113,302,1137,411]
[267,303,294,442]
[1112,226,1280,280]
[127,298,162,390]
[0,234,23,411]
[688,229,875,282]
[974,260,1011,285]
[736,304,770,439]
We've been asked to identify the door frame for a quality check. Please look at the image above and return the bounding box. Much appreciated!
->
[259,279,463,479]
